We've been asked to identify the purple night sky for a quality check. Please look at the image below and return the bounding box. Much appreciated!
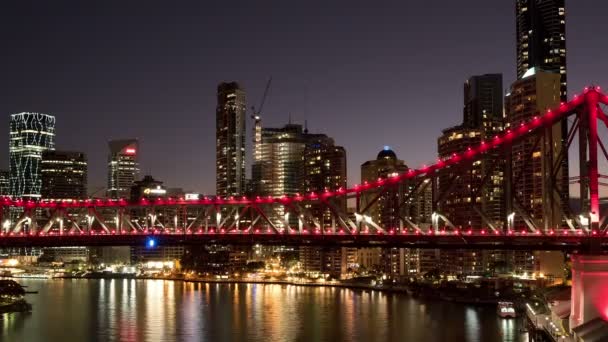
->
[0,1,606,195]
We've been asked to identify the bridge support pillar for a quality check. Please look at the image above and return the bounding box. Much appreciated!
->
[570,254,608,331]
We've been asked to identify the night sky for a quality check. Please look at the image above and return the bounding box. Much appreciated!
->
[1,1,606,195]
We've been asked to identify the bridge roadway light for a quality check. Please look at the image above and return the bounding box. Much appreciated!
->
[579,214,589,229]
[2,220,10,230]
[507,212,515,230]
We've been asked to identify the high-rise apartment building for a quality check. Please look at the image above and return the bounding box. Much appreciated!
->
[252,123,345,226]
[505,68,563,229]
[516,0,566,99]
[107,139,139,199]
[437,126,483,228]
[361,147,409,228]
[9,112,56,199]
[463,74,504,130]
[516,0,568,212]
[41,151,87,200]
[303,137,347,224]
[216,82,246,197]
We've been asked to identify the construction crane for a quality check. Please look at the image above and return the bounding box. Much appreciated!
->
[251,77,272,120]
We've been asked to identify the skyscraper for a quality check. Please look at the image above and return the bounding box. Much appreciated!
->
[107,139,139,199]
[516,0,568,207]
[462,74,505,228]
[463,74,504,131]
[9,112,56,199]
[41,151,87,200]
[516,0,566,99]
[216,82,246,197]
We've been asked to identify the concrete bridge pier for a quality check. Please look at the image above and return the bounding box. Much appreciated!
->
[570,254,608,333]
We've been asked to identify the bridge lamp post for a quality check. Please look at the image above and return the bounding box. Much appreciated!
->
[354,213,362,232]
[298,214,303,232]
[363,215,371,233]
[56,217,63,235]
[85,215,93,233]
[431,212,439,232]
[2,219,10,233]
[507,212,515,231]
[149,214,157,231]
[216,212,221,230]
[579,214,590,231]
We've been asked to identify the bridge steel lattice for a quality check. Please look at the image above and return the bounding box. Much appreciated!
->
[1,87,608,250]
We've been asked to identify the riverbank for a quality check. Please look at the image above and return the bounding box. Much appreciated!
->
[54,274,513,306]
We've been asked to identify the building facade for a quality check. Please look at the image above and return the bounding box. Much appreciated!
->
[360,147,409,228]
[516,0,569,213]
[41,151,87,200]
[107,139,139,199]
[505,69,563,229]
[216,82,246,197]
[9,112,56,199]
[303,136,347,225]
[0,171,9,196]
[516,0,566,99]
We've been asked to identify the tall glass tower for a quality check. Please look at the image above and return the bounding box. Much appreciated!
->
[216,82,246,197]
[107,139,139,199]
[9,112,56,199]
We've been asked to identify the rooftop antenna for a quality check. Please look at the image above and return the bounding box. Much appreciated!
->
[304,119,309,134]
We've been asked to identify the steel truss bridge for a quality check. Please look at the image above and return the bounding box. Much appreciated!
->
[2,87,608,251]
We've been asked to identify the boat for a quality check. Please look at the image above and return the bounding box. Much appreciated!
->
[497,301,517,318]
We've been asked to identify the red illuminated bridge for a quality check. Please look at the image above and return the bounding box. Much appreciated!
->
[1,86,608,251]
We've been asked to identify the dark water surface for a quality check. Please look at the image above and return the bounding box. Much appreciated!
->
[1,279,528,341]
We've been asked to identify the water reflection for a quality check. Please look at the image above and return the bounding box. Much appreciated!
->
[0,279,527,342]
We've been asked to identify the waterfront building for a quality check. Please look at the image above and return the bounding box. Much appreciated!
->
[40,247,89,263]
[9,112,56,199]
[356,248,382,271]
[505,68,563,229]
[41,151,87,200]
[299,246,356,278]
[107,139,139,199]
[216,82,246,197]
[130,246,185,264]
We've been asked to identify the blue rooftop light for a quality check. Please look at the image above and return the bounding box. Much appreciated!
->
[383,145,391,151]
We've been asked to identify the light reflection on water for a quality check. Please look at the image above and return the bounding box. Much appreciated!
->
[0,279,527,342]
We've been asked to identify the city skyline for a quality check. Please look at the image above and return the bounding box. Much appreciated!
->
[1,1,606,196]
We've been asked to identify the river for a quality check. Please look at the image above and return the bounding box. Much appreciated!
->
[0,279,528,341]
